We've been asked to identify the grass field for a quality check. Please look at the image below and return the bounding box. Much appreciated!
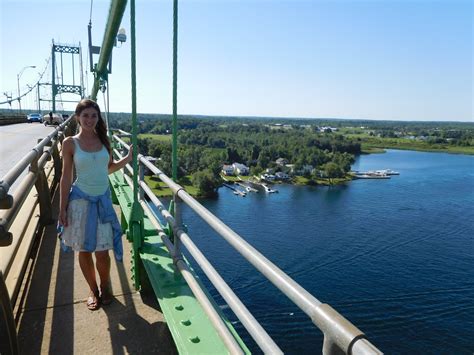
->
[144,175,198,197]
[139,133,172,142]
[294,175,351,185]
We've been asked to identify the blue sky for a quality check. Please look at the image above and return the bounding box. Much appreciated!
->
[1,0,472,121]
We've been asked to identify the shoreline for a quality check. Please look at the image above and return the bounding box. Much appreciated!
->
[145,174,353,199]
[143,147,473,198]
[362,145,474,155]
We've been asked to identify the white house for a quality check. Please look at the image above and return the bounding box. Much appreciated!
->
[232,163,249,175]
[319,126,338,133]
[222,164,235,176]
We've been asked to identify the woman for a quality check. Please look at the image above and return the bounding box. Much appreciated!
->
[59,99,132,310]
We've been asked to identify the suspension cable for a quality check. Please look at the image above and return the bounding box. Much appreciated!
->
[0,55,51,106]
[101,82,111,134]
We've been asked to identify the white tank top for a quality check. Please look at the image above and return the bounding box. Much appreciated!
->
[72,138,110,196]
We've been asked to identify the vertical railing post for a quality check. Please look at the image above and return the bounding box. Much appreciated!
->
[31,140,53,225]
[138,162,144,201]
[50,140,62,184]
[63,116,77,138]
[0,271,18,355]
[172,193,181,259]
[322,337,345,355]
[128,0,145,291]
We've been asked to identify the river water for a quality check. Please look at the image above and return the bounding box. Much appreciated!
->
[154,149,474,354]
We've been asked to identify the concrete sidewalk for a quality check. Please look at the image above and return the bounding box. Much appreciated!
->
[15,189,177,354]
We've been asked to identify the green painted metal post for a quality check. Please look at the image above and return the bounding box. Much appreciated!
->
[129,0,145,290]
[172,0,178,182]
[170,0,182,258]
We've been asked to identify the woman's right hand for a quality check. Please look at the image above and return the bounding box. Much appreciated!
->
[58,209,68,227]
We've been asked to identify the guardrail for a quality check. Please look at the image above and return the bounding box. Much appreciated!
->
[0,114,27,126]
[0,117,74,354]
[112,132,383,355]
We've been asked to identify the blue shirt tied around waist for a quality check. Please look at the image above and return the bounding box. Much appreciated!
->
[59,185,123,261]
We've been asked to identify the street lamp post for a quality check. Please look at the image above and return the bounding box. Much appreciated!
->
[17,65,36,112]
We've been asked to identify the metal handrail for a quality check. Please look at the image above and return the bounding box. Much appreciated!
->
[0,119,72,273]
[0,118,71,201]
[113,133,382,354]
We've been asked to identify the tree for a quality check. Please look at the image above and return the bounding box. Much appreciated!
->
[322,162,344,184]
[191,169,220,197]
[251,165,263,176]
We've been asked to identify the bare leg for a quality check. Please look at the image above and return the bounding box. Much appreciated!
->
[78,252,98,293]
[79,251,100,310]
[95,250,110,287]
[95,250,112,304]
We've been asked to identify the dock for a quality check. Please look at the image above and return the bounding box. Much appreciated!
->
[237,182,258,193]
[223,183,246,196]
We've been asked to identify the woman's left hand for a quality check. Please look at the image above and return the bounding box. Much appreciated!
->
[126,145,133,163]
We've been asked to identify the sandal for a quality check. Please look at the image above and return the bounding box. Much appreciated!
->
[100,284,113,306]
[86,291,100,311]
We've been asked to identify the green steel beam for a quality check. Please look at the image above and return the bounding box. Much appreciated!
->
[141,234,250,354]
[90,0,128,100]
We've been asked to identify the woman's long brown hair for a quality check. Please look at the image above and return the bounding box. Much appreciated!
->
[74,99,111,154]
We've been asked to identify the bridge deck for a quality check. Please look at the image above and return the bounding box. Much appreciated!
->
[14,189,177,354]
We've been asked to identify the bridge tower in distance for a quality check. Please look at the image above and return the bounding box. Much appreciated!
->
[50,40,85,112]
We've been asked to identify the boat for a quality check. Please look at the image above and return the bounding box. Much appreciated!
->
[376,169,400,175]
[262,184,278,193]
[354,173,390,179]
[245,185,258,193]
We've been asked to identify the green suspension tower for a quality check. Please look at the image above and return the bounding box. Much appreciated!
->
[51,40,85,112]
